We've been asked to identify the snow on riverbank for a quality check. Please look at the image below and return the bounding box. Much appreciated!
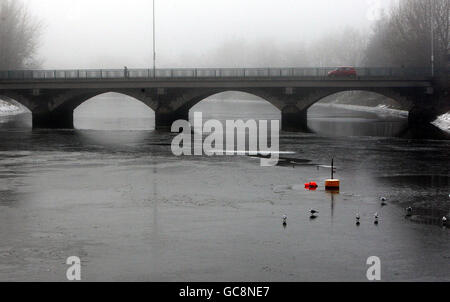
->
[315,103,409,118]
[317,103,450,133]
[0,100,23,116]
[432,113,450,133]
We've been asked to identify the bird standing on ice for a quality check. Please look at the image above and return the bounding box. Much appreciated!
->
[374,213,379,224]
[356,213,361,225]
[380,197,387,206]
[282,215,287,226]
[310,209,319,219]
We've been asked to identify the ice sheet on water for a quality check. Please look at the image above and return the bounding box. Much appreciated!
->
[315,103,408,118]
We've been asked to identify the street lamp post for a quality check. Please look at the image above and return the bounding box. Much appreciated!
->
[430,0,435,77]
[153,0,156,78]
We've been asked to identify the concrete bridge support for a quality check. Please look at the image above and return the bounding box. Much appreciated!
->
[408,106,438,126]
[281,105,308,132]
[407,87,448,127]
[155,107,189,130]
[27,90,87,129]
[32,109,74,129]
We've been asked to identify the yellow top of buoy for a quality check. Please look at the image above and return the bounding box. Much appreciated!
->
[325,179,340,189]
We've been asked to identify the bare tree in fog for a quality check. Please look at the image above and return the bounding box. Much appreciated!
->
[365,0,449,72]
[0,0,42,70]
[199,38,310,68]
[308,27,368,67]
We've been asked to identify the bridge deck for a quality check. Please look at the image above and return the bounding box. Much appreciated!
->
[0,68,432,90]
[0,67,431,80]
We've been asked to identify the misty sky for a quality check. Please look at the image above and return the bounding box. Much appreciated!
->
[24,0,397,69]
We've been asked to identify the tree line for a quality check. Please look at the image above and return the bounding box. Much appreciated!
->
[0,0,448,73]
[366,0,449,73]
[195,0,449,73]
[0,0,41,70]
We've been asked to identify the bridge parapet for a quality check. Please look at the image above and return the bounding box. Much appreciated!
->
[0,67,431,81]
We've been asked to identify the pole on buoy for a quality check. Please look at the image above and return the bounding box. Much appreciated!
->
[325,158,340,191]
[331,158,334,180]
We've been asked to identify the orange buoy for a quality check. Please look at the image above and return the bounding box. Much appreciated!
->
[325,158,340,190]
[325,179,340,190]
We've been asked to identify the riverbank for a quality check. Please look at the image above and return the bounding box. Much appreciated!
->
[0,100,22,116]
[314,103,408,117]
[316,102,450,134]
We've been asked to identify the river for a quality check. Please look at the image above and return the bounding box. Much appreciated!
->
[0,95,449,281]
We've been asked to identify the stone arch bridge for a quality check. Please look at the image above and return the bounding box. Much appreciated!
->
[0,67,447,131]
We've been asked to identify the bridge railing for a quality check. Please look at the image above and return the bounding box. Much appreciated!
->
[0,67,431,80]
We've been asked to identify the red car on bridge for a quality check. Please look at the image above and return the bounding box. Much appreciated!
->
[327,67,357,78]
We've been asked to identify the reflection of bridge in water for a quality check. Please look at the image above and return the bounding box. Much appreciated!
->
[0,67,447,131]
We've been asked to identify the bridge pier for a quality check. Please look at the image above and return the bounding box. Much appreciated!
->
[407,90,445,127]
[408,107,438,126]
[281,105,308,132]
[155,107,189,131]
[32,110,74,129]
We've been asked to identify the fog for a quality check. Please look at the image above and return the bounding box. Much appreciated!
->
[24,0,397,69]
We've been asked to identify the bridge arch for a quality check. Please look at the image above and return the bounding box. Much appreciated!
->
[150,88,287,130]
[26,89,157,130]
[168,88,415,132]
[187,91,281,128]
[305,89,413,137]
[167,88,287,117]
[73,92,155,130]
[189,90,281,112]
[54,89,156,113]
